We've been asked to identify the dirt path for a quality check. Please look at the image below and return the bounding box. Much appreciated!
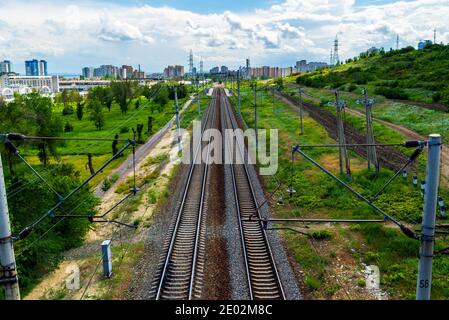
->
[344,107,449,183]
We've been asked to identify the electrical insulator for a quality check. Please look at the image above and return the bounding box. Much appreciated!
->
[402,170,408,179]
[412,176,418,188]
[438,196,446,218]
[420,181,426,197]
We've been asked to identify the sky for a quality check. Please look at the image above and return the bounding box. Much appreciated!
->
[0,0,448,74]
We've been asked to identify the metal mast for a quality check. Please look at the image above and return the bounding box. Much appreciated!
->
[357,89,379,172]
[188,49,194,78]
[333,35,339,65]
[330,91,350,177]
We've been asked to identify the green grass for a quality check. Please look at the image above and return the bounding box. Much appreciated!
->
[229,82,449,299]
[284,85,449,144]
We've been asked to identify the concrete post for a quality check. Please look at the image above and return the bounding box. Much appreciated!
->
[416,134,442,300]
[0,153,20,300]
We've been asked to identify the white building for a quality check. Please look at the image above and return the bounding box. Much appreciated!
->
[0,75,59,100]
[59,79,110,92]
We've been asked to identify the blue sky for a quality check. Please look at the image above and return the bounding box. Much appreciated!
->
[0,0,447,74]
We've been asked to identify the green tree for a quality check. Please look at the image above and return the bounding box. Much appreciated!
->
[154,86,169,110]
[111,81,132,114]
[88,98,105,130]
[147,116,153,134]
[76,100,84,120]
[104,87,113,111]
[275,78,284,91]
[26,93,63,165]
[136,124,144,143]
[112,134,119,156]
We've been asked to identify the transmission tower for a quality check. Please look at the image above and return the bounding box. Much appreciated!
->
[330,48,334,66]
[188,49,194,78]
[396,34,399,50]
[333,35,339,65]
[357,89,379,172]
[434,28,436,44]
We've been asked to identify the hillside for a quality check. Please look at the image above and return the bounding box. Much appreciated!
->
[296,44,449,108]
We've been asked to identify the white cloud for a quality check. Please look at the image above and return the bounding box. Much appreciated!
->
[0,0,448,72]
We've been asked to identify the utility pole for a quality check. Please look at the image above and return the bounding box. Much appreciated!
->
[196,77,200,115]
[332,91,350,177]
[357,89,379,172]
[237,67,241,115]
[253,82,258,150]
[416,134,442,300]
[174,86,182,153]
[0,153,20,300]
[298,86,304,135]
[396,34,399,50]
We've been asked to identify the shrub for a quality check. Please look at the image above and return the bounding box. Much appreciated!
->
[120,126,130,134]
[347,83,357,92]
[305,276,321,290]
[62,105,74,115]
[374,86,409,100]
[101,174,119,192]
[311,229,332,240]
[64,122,74,132]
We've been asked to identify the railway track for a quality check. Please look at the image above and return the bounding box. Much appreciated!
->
[151,88,218,300]
[220,88,285,300]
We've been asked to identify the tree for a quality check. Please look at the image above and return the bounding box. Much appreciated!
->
[136,124,144,143]
[88,98,105,130]
[110,81,133,115]
[76,100,84,120]
[147,116,153,134]
[274,78,284,91]
[154,86,169,110]
[26,93,63,165]
[135,98,141,110]
[104,87,113,111]
[112,134,119,156]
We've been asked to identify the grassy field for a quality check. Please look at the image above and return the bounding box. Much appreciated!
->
[282,83,449,144]
[228,81,449,299]
[13,89,198,188]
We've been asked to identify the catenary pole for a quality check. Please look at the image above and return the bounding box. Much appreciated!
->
[298,86,304,135]
[0,153,20,300]
[196,78,200,115]
[253,82,258,150]
[174,86,182,153]
[237,67,241,115]
[416,134,442,300]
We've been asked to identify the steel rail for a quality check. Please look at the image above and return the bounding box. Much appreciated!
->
[155,89,216,300]
[221,88,285,300]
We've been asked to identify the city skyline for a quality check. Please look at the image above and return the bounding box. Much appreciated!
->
[0,0,447,73]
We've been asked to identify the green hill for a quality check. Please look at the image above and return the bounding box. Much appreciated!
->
[296,44,449,109]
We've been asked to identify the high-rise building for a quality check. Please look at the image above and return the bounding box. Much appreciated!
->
[163,65,184,79]
[93,65,119,78]
[25,59,47,76]
[209,67,220,74]
[39,60,48,76]
[25,59,39,76]
[82,67,94,79]
[220,66,229,74]
[0,60,12,74]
